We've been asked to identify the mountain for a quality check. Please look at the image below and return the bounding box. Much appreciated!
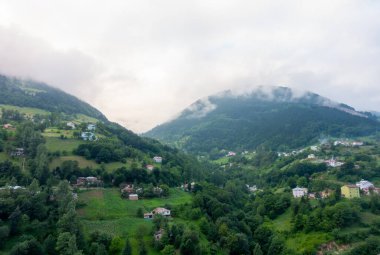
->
[0,73,204,183]
[0,74,107,121]
[145,86,380,153]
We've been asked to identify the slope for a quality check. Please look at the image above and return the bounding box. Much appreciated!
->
[145,87,380,153]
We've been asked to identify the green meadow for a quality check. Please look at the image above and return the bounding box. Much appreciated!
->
[77,188,191,254]
[45,137,84,154]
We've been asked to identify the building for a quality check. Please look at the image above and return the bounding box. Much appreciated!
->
[146,165,154,171]
[87,124,96,131]
[352,141,364,146]
[66,122,76,129]
[152,207,171,216]
[154,229,164,241]
[292,187,308,198]
[325,157,344,167]
[356,179,374,191]
[341,185,360,199]
[320,189,333,198]
[76,176,101,187]
[153,156,162,163]
[129,194,139,200]
[246,185,257,192]
[307,154,316,160]
[144,207,171,219]
[310,146,319,151]
[3,123,13,129]
[121,184,134,194]
[10,148,24,157]
[81,132,96,141]
[227,151,236,157]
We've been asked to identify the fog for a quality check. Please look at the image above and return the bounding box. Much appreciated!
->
[0,0,380,132]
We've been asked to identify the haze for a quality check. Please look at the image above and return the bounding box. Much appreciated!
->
[0,0,379,132]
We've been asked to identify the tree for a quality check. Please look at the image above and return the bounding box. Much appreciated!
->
[161,245,176,255]
[8,207,22,235]
[109,236,123,255]
[56,232,81,255]
[122,238,132,255]
[228,233,249,255]
[10,238,44,255]
[267,236,285,255]
[180,230,201,255]
[43,234,57,255]
[136,208,144,218]
[0,226,9,248]
[253,243,263,255]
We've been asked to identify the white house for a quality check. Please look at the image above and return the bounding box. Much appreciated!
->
[356,179,374,190]
[67,122,76,129]
[352,141,364,147]
[292,187,308,198]
[144,207,171,219]
[153,156,162,163]
[153,207,171,216]
[246,184,257,192]
[87,124,96,131]
[307,154,316,160]
[81,132,96,141]
[310,146,319,151]
[129,194,139,200]
[227,151,236,157]
[325,157,344,167]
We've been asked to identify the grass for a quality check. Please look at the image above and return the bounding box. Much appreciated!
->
[43,128,76,138]
[50,156,99,169]
[268,209,292,232]
[77,188,191,255]
[72,114,99,123]
[45,137,83,154]
[286,232,332,255]
[0,104,49,116]
[77,188,192,237]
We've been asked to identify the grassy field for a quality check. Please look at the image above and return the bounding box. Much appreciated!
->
[50,155,99,169]
[43,128,76,138]
[72,114,99,123]
[77,188,191,254]
[286,232,332,254]
[45,137,84,154]
[0,104,49,116]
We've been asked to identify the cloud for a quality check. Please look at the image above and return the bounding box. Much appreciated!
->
[0,0,380,132]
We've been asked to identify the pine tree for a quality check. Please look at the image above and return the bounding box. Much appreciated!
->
[122,238,132,255]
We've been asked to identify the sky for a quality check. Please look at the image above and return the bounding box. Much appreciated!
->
[0,0,380,132]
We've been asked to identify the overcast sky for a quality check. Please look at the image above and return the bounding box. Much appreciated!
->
[0,1,380,132]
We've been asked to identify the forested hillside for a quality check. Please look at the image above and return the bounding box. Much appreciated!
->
[146,87,380,154]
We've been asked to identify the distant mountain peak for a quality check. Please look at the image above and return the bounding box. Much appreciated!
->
[180,86,367,120]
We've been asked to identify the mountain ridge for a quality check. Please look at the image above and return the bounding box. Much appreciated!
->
[145,86,379,153]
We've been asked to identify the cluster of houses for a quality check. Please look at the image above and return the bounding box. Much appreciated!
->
[120,183,164,200]
[292,187,333,199]
[144,207,171,219]
[0,185,25,191]
[76,176,102,187]
[292,179,380,199]
[120,183,142,200]
[334,140,364,147]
